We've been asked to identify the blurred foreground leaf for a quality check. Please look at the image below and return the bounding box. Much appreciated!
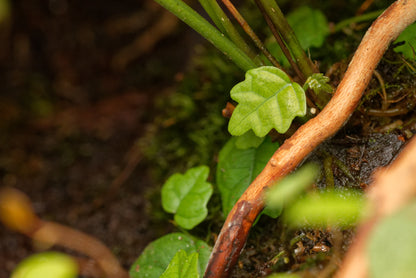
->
[265,163,319,211]
[368,200,416,278]
[284,190,364,228]
[11,252,77,278]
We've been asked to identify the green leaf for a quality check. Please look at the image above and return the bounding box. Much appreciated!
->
[11,252,78,278]
[228,66,306,137]
[284,190,364,228]
[368,200,416,278]
[160,250,199,278]
[129,233,212,278]
[162,166,213,229]
[235,130,265,150]
[265,38,291,68]
[287,6,329,49]
[265,163,320,211]
[394,22,416,60]
[217,136,280,216]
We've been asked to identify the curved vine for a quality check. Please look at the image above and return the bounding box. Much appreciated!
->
[204,1,416,277]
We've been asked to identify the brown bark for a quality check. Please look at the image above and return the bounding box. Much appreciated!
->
[204,1,416,277]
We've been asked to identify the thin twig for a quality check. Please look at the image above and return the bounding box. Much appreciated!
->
[253,0,303,78]
[255,0,319,79]
[373,70,389,110]
[204,1,416,277]
[255,0,331,108]
[220,0,283,69]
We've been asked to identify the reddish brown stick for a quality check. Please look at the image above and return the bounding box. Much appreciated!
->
[204,1,416,277]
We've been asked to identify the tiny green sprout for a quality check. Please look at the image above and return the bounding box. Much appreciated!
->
[303,73,333,95]
[11,252,78,278]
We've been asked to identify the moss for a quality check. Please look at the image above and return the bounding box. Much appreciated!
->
[139,45,244,181]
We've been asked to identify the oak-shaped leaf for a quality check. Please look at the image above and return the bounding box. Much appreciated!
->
[130,233,211,278]
[217,136,280,216]
[228,66,306,137]
[162,166,213,229]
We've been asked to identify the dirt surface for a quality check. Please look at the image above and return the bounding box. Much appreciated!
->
[0,1,192,276]
[1,1,416,278]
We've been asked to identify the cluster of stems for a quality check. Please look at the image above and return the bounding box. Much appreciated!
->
[153,0,331,107]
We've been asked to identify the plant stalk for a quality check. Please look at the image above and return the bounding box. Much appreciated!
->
[220,0,283,69]
[253,0,304,79]
[198,0,260,62]
[255,0,331,108]
[256,0,318,80]
[154,0,257,71]
[204,1,416,276]
[333,9,384,33]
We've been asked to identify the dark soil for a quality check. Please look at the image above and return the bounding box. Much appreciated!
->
[1,1,416,278]
[0,1,194,276]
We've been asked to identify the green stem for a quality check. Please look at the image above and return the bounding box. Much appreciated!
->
[220,0,282,69]
[198,0,260,62]
[154,0,257,71]
[254,0,302,77]
[256,0,318,81]
[256,0,332,108]
[333,9,384,33]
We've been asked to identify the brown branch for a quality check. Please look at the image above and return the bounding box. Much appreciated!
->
[204,1,416,277]
[335,136,416,278]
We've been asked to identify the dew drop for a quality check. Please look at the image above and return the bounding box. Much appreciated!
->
[270,158,278,167]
